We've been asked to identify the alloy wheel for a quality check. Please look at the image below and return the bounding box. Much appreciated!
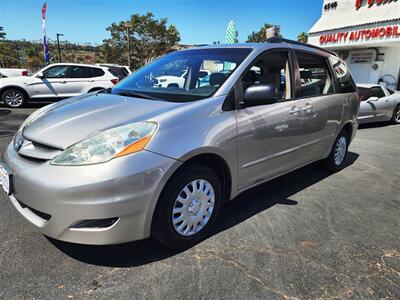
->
[4,90,23,107]
[172,179,215,236]
[395,108,400,123]
[334,136,347,166]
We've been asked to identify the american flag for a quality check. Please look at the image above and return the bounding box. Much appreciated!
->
[42,2,50,63]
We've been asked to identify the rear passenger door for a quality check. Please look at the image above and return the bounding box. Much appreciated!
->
[293,51,341,162]
[63,66,91,96]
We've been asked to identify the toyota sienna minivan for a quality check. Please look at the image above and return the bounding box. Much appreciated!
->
[1,39,359,248]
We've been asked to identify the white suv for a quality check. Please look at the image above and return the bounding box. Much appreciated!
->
[0,63,118,108]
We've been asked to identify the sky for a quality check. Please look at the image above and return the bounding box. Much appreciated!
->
[0,0,323,45]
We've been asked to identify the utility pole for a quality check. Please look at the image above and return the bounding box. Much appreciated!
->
[56,33,64,63]
[125,22,131,68]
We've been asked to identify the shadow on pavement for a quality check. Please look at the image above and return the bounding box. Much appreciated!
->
[358,122,393,129]
[49,152,360,267]
[0,99,60,109]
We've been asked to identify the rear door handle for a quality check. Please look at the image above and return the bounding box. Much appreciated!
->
[59,80,67,84]
[88,80,95,82]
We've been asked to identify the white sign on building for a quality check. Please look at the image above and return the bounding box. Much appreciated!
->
[309,0,400,90]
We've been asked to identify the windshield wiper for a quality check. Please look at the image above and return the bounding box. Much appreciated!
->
[116,91,160,100]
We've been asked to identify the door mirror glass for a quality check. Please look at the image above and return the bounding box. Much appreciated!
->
[243,84,278,106]
[36,72,44,79]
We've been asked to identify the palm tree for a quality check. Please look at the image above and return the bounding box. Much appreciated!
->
[0,26,6,40]
[297,32,309,43]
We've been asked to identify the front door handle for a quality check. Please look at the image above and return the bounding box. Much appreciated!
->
[59,80,67,84]
[302,104,314,113]
[289,107,301,115]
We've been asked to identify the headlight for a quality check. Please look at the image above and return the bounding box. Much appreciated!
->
[159,79,167,83]
[51,122,157,166]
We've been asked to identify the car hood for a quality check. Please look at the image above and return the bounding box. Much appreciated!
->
[22,93,183,149]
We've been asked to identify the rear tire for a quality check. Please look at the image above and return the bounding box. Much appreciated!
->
[2,88,27,108]
[391,105,400,124]
[151,164,222,249]
[323,129,349,172]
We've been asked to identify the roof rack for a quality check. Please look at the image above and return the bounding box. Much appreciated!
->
[266,37,338,57]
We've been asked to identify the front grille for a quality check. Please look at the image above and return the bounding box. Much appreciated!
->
[17,200,51,221]
[17,138,63,161]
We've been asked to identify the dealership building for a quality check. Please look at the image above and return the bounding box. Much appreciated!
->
[309,0,400,90]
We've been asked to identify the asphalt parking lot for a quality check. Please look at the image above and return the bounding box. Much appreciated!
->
[0,104,399,299]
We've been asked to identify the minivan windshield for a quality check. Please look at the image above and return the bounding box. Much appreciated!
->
[111,48,252,102]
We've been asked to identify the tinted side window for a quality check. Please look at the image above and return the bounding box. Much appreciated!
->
[296,52,334,97]
[43,66,68,78]
[329,56,356,93]
[242,51,292,101]
[91,68,105,77]
[357,87,368,99]
[363,87,385,100]
[68,66,88,78]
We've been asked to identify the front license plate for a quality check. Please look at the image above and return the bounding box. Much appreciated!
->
[0,164,10,195]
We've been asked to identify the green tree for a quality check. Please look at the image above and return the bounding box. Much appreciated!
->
[0,26,6,40]
[246,23,281,43]
[102,12,180,69]
[297,32,309,43]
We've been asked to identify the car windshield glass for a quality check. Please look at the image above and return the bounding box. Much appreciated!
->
[111,48,252,102]
[357,87,367,98]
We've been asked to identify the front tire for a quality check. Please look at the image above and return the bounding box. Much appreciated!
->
[323,129,349,172]
[1,88,27,108]
[391,105,400,125]
[151,164,222,249]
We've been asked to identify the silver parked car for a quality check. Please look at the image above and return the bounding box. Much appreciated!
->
[1,39,359,248]
[357,84,400,125]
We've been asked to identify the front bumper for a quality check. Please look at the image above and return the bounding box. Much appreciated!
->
[2,142,181,245]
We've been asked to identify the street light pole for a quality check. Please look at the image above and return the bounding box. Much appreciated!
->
[56,33,64,63]
[125,23,131,68]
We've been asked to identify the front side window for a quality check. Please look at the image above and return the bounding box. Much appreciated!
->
[362,87,385,100]
[329,56,356,93]
[42,66,68,78]
[296,52,334,97]
[241,51,291,101]
[112,48,252,102]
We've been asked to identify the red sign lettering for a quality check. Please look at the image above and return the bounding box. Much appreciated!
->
[319,25,400,45]
[356,0,398,9]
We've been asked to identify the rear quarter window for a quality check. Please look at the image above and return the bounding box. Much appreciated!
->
[90,68,105,77]
[329,56,356,93]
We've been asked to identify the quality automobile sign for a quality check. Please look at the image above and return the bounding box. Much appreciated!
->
[356,0,398,10]
[320,25,400,45]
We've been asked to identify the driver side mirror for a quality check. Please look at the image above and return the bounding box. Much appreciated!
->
[367,96,379,102]
[36,72,44,79]
[243,84,278,107]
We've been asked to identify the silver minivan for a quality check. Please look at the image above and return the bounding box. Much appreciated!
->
[1,39,359,248]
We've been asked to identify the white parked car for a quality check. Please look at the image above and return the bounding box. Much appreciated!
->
[0,63,118,108]
[154,69,210,88]
[357,84,400,125]
[0,68,32,78]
